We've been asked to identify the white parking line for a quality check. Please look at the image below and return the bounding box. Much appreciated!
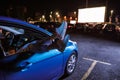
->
[83,57,112,65]
[81,61,97,80]
[81,57,112,80]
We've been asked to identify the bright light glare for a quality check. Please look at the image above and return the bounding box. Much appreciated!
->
[78,6,106,23]
[70,20,76,24]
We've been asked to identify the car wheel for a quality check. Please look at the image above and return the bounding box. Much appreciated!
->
[64,52,77,77]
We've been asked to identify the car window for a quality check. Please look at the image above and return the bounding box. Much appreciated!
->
[0,25,37,57]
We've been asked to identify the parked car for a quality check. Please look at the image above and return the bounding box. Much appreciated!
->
[75,23,95,33]
[67,23,75,30]
[33,22,61,32]
[101,23,116,38]
[92,23,104,34]
[0,16,78,80]
[115,25,120,41]
[75,23,85,33]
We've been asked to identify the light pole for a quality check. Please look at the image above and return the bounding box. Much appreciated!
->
[109,10,114,23]
[86,0,88,8]
[110,10,114,17]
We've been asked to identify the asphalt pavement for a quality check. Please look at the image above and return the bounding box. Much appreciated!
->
[62,33,120,80]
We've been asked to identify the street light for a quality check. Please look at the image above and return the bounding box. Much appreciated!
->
[42,15,46,22]
[110,10,114,16]
[57,14,60,18]
[55,12,59,16]
[49,14,52,18]
[64,16,67,21]
[42,15,45,19]
[50,11,53,14]
[55,11,61,22]
[49,14,53,22]
[74,11,76,15]
[109,10,114,23]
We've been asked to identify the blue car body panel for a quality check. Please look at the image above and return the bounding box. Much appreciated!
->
[5,50,63,80]
[4,40,77,80]
[0,72,4,80]
[0,16,78,80]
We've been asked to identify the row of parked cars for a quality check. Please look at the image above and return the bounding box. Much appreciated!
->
[31,21,120,41]
[67,22,120,41]
[33,22,61,33]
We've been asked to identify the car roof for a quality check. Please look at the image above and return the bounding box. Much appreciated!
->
[0,16,53,37]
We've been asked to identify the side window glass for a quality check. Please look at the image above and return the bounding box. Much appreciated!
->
[0,25,26,56]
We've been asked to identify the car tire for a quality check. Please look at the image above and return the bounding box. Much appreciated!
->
[64,52,77,77]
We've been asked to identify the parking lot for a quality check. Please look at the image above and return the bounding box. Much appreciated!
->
[63,33,120,80]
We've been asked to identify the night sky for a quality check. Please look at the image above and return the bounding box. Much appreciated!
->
[0,0,120,18]
[0,0,119,9]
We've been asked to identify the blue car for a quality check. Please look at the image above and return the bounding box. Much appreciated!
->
[0,16,78,80]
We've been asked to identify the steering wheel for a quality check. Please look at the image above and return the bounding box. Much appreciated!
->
[5,32,15,46]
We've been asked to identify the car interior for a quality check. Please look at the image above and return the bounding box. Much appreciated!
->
[0,25,67,58]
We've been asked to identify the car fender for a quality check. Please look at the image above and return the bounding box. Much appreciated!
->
[62,40,78,72]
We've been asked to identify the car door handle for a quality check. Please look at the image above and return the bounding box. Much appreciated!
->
[18,62,33,72]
